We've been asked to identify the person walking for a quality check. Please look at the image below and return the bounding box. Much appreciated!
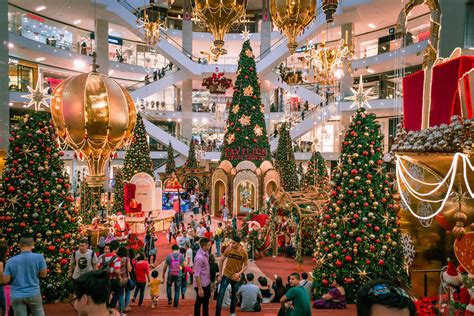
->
[97,241,121,313]
[215,235,248,316]
[0,241,7,316]
[69,238,98,284]
[162,244,185,307]
[0,237,48,316]
[132,252,149,307]
[214,223,224,257]
[117,246,133,314]
[193,238,212,316]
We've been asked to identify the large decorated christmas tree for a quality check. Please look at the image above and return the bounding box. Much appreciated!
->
[165,141,176,177]
[274,122,299,191]
[122,112,154,181]
[0,112,79,302]
[304,151,328,188]
[221,40,271,166]
[185,140,199,168]
[313,107,407,302]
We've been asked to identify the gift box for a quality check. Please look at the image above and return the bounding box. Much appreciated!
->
[403,53,474,131]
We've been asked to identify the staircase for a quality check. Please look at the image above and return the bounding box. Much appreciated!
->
[264,71,324,105]
[142,116,190,157]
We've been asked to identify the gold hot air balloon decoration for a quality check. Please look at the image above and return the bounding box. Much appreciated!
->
[50,57,136,188]
[192,0,247,58]
[269,0,316,54]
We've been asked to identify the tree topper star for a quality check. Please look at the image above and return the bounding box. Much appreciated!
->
[241,25,251,41]
[348,75,376,109]
[22,77,51,111]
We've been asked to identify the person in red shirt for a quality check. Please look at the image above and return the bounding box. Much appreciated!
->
[203,227,213,243]
[131,251,150,307]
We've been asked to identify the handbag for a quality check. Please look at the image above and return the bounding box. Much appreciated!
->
[149,248,157,256]
[125,258,136,291]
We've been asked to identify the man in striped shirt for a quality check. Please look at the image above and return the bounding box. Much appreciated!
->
[97,241,121,311]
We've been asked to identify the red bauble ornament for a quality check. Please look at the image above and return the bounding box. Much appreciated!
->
[19,222,26,228]
[59,248,65,253]
[378,259,385,266]
[236,128,241,132]
[64,233,71,239]
[253,139,257,143]
[365,260,371,265]
[351,131,357,137]
[355,237,362,243]
[252,95,257,99]
[58,151,65,157]
[367,174,373,180]
[245,75,248,79]
[363,202,369,207]
[335,260,343,268]
[48,245,56,252]
[374,226,380,232]
[376,159,383,165]
[322,279,329,286]
[324,247,329,253]
[369,245,375,251]
[249,67,254,71]
[43,191,50,197]
[60,258,68,266]
[345,255,352,262]
[331,190,337,196]
[351,169,358,175]
[363,151,369,156]
[7,186,15,192]
[353,214,360,219]
[45,147,51,153]
[375,239,381,244]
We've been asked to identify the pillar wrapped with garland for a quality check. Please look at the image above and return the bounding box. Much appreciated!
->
[303,151,328,188]
[275,122,299,191]
[166,141,176,177]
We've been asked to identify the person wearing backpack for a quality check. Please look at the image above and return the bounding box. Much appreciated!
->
[69,238,98,285]
[97,241,121,313]
[162,244,185,307]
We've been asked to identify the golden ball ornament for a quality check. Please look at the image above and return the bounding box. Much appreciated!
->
[51,67,136,188]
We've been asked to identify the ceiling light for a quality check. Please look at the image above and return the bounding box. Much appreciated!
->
[73,20,82,25]
[368,23,376,29]
[35,57,46,62]
[7,43,14,48]
[73,59,85,69]
[8,102,13,106]
[366,68,375,74]
[35,5,46,12]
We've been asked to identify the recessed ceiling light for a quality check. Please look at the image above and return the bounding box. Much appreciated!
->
[368,23,376,29]
[7,43,14,48]
[367,68,375,74]
[35,5,46,12]
[35,57,46,62]
[8,102,13,106]
[73,20,82,25]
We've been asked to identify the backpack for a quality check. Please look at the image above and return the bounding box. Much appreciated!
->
[99,255,117,274]
[169,253,182,277]
[74,250,94,270]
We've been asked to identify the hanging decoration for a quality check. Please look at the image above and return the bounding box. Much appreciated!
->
[304,31,354,86]
[346,75,376,109]
[202,68,233,94]
[50,55,136,188]
[322,0,339,23]
[192,0,247,58]
[22,76,51,111]
[137,2,168,46]
[269,0,316,54]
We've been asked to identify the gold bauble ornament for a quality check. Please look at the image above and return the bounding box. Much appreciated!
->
[51,60,136,188]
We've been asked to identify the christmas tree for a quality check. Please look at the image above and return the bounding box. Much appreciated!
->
[122,112,154,181]
[0,111,79,302]
[303,151,328,188]
[274,122,299,191]
[165,141,176,177]
[78,180,96,222]
[185,140,199,168]
[313,108,407,302]
[220,40,271,166]
[111,168,124,215]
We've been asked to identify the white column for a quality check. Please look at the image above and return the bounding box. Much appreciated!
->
[181,18,193,140]
[0,0,9,160]
[340,23,353,97]
[95,19,109,75]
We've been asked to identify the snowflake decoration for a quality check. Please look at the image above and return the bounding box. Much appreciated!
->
[347,75,376,109]
[417,201,434,228]
[242,25,251,41]
[407,162,424,190]
[226,133,235,144]
[22,78,51,111]
[401,233,416,268]
[243,85,254,97]
[232,105,240,114]
[253,124,263,137]
[239,115,251,126]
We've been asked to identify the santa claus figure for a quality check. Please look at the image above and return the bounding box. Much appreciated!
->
[440,261,471,314]
[114,214,130,243]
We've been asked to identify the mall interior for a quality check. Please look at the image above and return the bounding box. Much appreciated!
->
[0,0,474,315]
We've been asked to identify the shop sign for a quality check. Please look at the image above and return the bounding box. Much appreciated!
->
[8,58,19,65]
[223,147,268,161]
[26,13,45,23]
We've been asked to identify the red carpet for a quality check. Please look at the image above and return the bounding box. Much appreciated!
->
[255,255,315,280]
[44,299,356,315]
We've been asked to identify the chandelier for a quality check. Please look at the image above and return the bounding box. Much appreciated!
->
[269,0,316,54]
[192,0,247,58]
[304,31,353,86]
[137,3,167,46]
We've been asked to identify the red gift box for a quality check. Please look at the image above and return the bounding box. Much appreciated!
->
[403,54,474,131]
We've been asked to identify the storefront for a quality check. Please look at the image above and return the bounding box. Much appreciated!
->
[8,57,37,92]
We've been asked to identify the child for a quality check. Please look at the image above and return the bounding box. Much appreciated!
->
[206,214,212,227]
[148,270,162,308]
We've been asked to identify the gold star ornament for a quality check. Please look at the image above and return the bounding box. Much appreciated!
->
[242,26,251,41]
[239,115,251,126]
[232,105,240,114]
[347,75,376,109]
[243,85,254,97]
[254,125,263,137]
[226,133,235,144]
[6,194,20,210]
[22,78,51,111]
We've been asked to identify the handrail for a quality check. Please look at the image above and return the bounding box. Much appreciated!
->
[126,66,178,91]
[140,111,192,145]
